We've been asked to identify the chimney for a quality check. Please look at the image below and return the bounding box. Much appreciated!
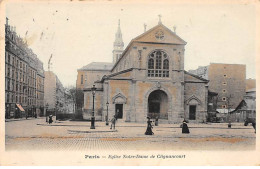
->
[6,17,9,25]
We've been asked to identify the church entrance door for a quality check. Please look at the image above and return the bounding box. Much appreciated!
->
[115,104,123,119]
[148,90,168,119]
[189,105,196,120]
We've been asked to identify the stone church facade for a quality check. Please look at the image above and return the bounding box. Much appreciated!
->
[80,20,209,123]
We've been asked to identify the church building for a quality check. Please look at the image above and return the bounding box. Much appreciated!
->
[77,19,209,123]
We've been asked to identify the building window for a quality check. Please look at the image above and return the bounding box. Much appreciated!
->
[222,89,226,93]
[148,59,154,69]
[12,81,14,91]
[222,97,226,101]
[7,93,9,102]
[7,67,10,77]
[163,59,169,77]
[222,105,226,109]
[7,80,10,90]
[222,82,227,85]
[148,50,169,77]
[81,74,83,84]
[8,54,10,63]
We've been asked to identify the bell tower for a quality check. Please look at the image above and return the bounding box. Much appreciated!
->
[113,19,124,64]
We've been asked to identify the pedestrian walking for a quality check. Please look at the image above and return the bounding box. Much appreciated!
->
[182,120,190,134]
[145,117,154,135]
[49,114,53,124]
[252,121,256,133]
[110,115,116,130]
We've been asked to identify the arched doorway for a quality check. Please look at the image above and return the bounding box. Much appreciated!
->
[148,90,168,119]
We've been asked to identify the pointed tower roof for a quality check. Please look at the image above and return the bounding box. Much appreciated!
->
[114,19,124,47]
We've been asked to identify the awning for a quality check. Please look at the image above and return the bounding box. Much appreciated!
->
[16,104,25,112]
[216,109,235,114]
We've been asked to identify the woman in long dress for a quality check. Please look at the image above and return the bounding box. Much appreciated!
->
[182,120,190,134]
[145,117,154,135]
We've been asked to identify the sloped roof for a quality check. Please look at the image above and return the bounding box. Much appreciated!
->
[133,23,187,45]
[111,23,187,71]
[184,71,209,83]
[217,109,235,114]
[78,62,113,71]
[246,88,256,93]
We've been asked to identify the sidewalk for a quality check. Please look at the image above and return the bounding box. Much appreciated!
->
[5,117,46,122]
[36,119,248,128]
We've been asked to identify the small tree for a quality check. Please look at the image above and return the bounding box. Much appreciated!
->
[65,86,84,120]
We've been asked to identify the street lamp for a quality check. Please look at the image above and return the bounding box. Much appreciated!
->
[31,105,34,118]
[15,107,18,119]
[90,84,97,129]
[106,101,109,125]
[6,104,9,119]
[46,103,49,122]
[227,95,232,128]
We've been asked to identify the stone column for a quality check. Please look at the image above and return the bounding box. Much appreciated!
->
[130,80,136,122]
[103,80,109,122]
[180,81,185,122]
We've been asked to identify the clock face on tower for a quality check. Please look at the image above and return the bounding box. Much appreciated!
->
[155,29,165,41]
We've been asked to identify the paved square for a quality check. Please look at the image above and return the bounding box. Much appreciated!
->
[5,117,256,151]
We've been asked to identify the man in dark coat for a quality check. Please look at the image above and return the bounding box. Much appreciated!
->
[110,115,116,130]
[182,120,190,134]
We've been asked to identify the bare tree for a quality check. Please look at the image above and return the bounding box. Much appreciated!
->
[65,86,84,120]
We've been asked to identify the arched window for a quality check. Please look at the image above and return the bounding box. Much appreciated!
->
[148,59,154,69]
[163,59,169,77]
[148,50,169,77]
[81,75,83,84]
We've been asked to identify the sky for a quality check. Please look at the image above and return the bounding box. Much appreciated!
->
[6,1,256,87]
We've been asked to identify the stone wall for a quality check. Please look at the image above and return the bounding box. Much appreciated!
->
[83,90,104,120]
[208,63,246,109]
[184,82,208,122]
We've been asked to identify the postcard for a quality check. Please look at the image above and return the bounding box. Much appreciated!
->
[0,0,259,166]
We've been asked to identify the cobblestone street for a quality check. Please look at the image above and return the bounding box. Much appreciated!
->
[5,117,256,151]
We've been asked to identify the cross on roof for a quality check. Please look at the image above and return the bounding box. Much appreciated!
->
[173,25,176,33]
[158,14,162,24]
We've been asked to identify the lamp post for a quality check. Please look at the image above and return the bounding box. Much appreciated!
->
[15,107,18,119]
[31,105,34,118]
[227,94,232,128]
[6,104,9,119]
[106,101,109,125]
[90,84,97,129]
[45,103,49,123]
